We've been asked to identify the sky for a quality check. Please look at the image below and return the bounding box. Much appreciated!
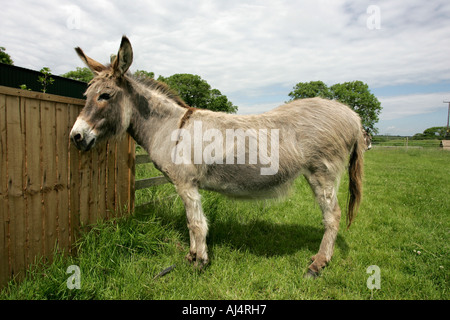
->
[1,0,450,136]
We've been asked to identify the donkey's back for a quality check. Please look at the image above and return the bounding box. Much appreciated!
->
[270,97,363,170]
[266,97,362,150]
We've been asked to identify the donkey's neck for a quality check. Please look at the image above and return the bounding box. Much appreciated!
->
[126,78,186,154]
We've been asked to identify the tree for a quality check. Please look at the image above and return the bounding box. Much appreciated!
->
[134,69,155,80]
[38,67,54,93]
[61,67,94,83]
[423,126,447,139]
[0,47,13,65]
[61,68,155,83]
[158,73,238,113]
[288,80,332,100]
[413,126,447,140]
[330,81,381,134]
[288,80,382,133]
[208,88,238,113]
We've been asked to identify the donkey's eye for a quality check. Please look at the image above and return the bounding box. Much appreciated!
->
[98,93,111,101]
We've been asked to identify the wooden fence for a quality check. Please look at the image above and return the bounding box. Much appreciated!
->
[135,154,169,193]
[0,86,135,288]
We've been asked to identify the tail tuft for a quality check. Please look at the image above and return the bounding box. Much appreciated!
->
[347,137,364,229]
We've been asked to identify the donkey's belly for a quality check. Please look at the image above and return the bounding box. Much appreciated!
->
[199,164,297,199]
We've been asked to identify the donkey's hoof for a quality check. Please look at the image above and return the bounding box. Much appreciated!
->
[185,252,209,270]
[194,258,209,271]
[185,252,196,263]
[304,269,319,279]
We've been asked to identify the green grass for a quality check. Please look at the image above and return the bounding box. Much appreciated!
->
[1,148,449,299]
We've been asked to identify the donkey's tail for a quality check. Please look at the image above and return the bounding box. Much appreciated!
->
[347,136,364,229]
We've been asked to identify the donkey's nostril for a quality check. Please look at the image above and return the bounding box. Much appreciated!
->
[73,133,82,142]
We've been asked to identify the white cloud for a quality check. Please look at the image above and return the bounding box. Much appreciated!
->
[379,92,450,120]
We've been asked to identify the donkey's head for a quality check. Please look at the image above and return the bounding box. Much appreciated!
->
[70,36,134,151]
[363,128,372,150]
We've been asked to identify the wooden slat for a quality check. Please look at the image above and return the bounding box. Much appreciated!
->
[135,154,151,165]
[135,153,169,190]
[106,141,117,218]
[116,136,131,217]
[6,94,26,280]
[89,145,99,225]
[0,93,9,286]
[55,103,70,252]
[40,100,58,259]
[135,176,169,190]
[96,142,107,221]
[78,146,92,225]
[24,98,43,263]
[128,137,136,214]
[68,105,81,246]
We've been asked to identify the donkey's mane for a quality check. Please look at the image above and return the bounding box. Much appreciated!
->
[132,75,190,109]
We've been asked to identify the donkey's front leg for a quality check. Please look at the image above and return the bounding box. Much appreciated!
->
[177,186,209,269]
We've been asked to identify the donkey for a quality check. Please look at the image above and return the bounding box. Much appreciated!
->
[70,36,365,277]
[363,129,373,150]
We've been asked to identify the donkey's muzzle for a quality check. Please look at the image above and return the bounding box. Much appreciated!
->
[71,132,96,151]
[70,118,97,151]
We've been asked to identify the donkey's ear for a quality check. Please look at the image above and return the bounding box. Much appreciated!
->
[112,36,133,77]
[75,47,106,75]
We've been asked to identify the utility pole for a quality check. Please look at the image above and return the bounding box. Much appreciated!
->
[444,101,450,139]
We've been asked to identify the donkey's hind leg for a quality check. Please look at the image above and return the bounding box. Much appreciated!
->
[304,171,341,278]
[177,185,209,269]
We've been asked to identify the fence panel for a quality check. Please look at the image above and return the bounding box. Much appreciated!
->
[0,86,135,288]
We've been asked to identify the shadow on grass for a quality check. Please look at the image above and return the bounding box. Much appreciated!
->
[135,200,349,259]
[210,219,349,258]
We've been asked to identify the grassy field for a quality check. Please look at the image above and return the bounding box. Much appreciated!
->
[372,136,442,148]
[1,147,449,300]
